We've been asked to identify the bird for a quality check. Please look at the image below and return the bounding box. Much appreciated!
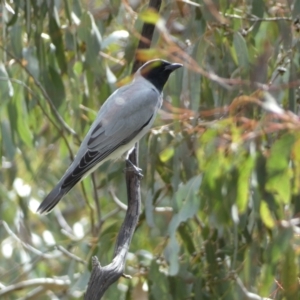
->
[37,59,182,214]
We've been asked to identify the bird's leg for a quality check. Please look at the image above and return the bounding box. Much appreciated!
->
[125,159,143,178]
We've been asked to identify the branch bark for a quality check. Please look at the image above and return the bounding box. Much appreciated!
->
[84,1,162,299]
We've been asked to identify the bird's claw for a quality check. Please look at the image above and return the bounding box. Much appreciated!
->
[125,159,143,178]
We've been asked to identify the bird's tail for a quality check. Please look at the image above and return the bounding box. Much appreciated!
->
[37,183,70,215]
[37,170,84,215]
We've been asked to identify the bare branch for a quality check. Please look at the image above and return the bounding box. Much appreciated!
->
[56,245,87,265]
[0,221,61,260]
[110,187,173,213]
[224,13,292,22]
[109,187,127,211]
[0,278,70,297]
[84,163,142,299]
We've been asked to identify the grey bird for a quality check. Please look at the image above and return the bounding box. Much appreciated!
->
[37,59,182,214]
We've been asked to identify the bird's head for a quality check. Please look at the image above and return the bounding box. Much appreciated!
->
[137,59,182,92]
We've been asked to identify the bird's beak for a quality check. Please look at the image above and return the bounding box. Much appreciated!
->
[165,63,183,71]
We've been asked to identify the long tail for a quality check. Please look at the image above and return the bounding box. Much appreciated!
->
[37,162,87,214]
[37,182,68,214]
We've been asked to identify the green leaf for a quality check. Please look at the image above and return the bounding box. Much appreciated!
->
[43,66,66,109]
[266,133,295,204]
[49,14,67,74]
[7,88,32,148]
[266,227,293,264]
[281,246,299,299]
[267,133,295,172]
[0,63,14,107]
[22,47,40,79]
[73,61,83,76]
[10,23,22,58]
[260,201,275,229]
[258,264,274,296]
[77,11,102,71]
[159,147,174,162]
[6,0,19,27]
[205,239,218,276]
[145,191,155,228]
[139,8,161,24]
[237,154,255,212]
[164,235,180,276]
[1,121,16,161]
[172,175,202,217]
[251,0,264,35]
[177,223,196,255]
[165,176,202,275]
[148,260,172,300]
[252,0,264,18]
[233,32,249,70]
[293,0,300,18]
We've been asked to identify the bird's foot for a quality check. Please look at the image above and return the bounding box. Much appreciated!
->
[125,159,143,178]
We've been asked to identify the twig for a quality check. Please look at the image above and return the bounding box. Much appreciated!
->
[147,24,300,93]
[54,209,74,236]
[0,278,70,297]
[80,180,96,236]
[91,173,101,231]
[56,245,87,264]
[178,0,200,7]
[224,13,292,22]
[110,186,172,213]
[154,206,173,213]
[101,207,121,223]
[109,187,127,211]
[0,220,61,260]
[5,256,41,284]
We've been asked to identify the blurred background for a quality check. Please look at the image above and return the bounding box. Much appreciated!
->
[1,0,300,299]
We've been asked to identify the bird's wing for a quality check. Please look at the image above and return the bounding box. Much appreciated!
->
[61,83,161,188]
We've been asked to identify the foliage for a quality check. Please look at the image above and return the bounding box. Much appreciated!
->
[1,0,300,299]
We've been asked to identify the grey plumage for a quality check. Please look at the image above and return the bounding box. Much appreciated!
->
[37,59,182,214]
